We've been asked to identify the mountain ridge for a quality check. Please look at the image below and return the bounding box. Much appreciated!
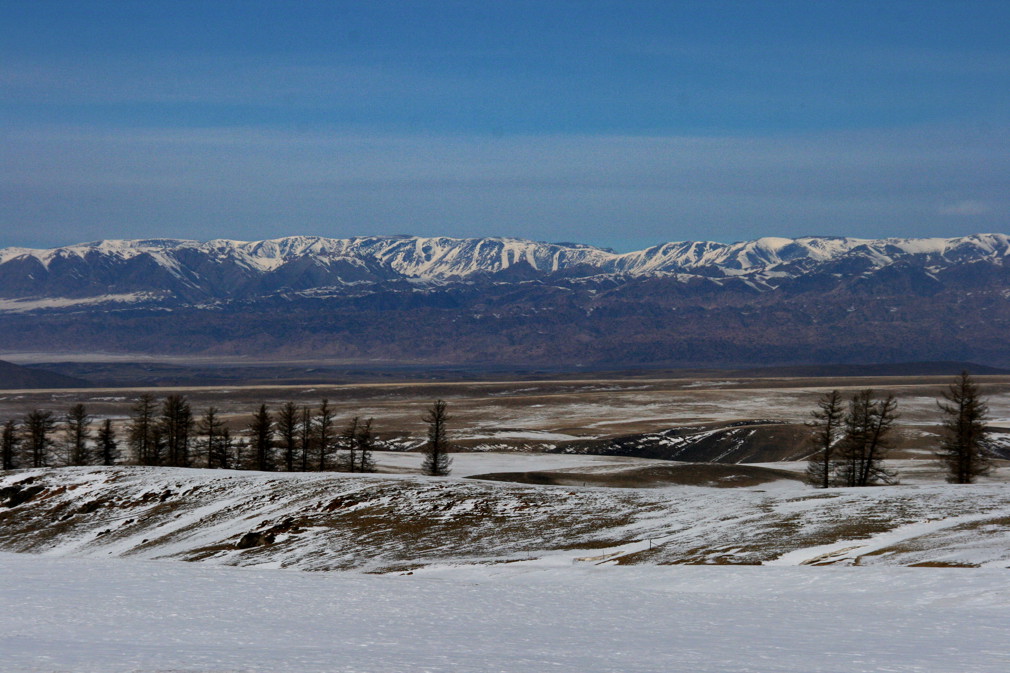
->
[1,233,1009,367]
[2,232,1009,301]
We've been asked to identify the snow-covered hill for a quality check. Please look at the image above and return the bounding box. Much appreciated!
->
[5,461,1010,672]
[4,462,1010,571]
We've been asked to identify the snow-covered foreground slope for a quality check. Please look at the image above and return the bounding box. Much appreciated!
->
[2,552,1008,673]
[5,462,1010,672]
[4,461,1010,570]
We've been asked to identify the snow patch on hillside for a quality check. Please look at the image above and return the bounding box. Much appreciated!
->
[0,292,160,313]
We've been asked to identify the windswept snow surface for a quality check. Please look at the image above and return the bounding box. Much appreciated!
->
[5,464,1010,671]
[1,553,1009,673]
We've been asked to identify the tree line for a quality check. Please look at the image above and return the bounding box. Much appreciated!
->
[805,372,994,487]
[1,373,995,486]
[2,404,119,471]
[1,395,454,477]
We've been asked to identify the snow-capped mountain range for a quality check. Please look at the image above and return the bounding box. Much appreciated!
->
[1,233,1009,303]
[2,233,1010,367]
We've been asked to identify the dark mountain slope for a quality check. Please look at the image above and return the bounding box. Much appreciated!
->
[1,234,1009,367]
[0,360,91,389]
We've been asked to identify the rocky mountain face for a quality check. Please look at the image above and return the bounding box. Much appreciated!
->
[1,233,1009,367]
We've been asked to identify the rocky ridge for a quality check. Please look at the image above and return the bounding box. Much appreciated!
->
[1,233,1009,303]
[1,233,1009,367]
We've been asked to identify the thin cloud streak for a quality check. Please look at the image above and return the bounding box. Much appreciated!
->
[5,34,1009,135]
[3,125,1008,249]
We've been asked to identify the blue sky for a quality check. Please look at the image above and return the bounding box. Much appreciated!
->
[3,1,1010,250]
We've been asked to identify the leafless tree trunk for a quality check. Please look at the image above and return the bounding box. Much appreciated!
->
[805,390,844,488]
[197,406,226,469]
[24,409,56,468]
[160,394,193,467]
[356,418,376,473]
[837,389,898,487]
[129,393,159,465]
[299,406,312,472]
[314,399,335,471]
[276,401,299,471]
[339,416,359,472]
[422,399,452,476]
[63,403,92,466]
[1,419,19,470]
[96,418,119,466]
[249,404,274,471]
[937,371,992,483]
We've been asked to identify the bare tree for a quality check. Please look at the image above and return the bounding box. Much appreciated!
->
[837,390,899,487]
[23,409,56,468]
[339,416,359,472]
[63,403,92,466]
[298,406,312,472]
[937,371,992,484]
[1,419,19,470]
[149,425,167,468]
[421,399,452,476]
[129,394,159,465]
[805,390,844,488]
[276,401,299,471]
[314,399,335,471]
[197,407,227,469]
[356,417,377,473]
[220,427,235,470]
[96,418,119,466]
[249,404,274,471]
[161,394,194,467]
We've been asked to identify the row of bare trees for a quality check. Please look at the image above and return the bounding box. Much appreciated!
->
[805,389,899,487]
[1,395,453,476]
[806,372,993,487]
[1,405,118,470]
[126,395,383,472]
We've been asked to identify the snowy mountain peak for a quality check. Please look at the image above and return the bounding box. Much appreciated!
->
[1,233,1009,304]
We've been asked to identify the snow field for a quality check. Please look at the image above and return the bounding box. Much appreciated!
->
[4,462,1010,672]
[1,553,1009,673]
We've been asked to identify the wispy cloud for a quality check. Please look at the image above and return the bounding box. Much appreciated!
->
[939,200,994,216]
[3,124,1008,249]
[0,55,471,109]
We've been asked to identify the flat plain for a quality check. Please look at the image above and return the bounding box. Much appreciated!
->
[3,372,1010,457]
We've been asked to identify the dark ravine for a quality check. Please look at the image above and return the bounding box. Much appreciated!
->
[469,463,805,488]
[550,421,814,463]
[2,233,1010,368]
